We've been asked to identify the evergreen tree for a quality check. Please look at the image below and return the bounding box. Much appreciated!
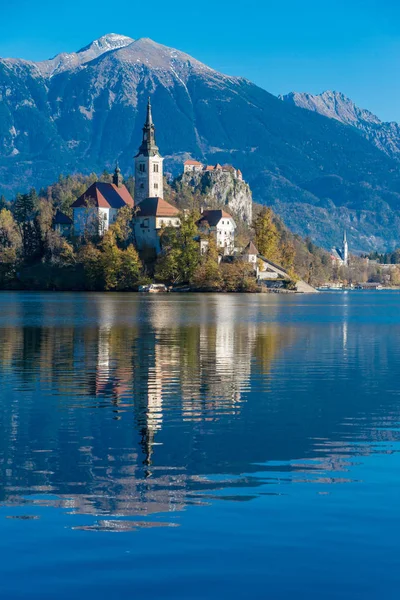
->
[13,191,41,262]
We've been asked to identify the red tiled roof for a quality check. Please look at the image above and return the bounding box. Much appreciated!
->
[136,197,180,217]
[197,209,234,227]
[184,159,203,166]
[71,182,134,209]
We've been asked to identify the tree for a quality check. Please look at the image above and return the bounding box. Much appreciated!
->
[253,207,281,262]
[156,212,200,284]
[118,245,142,290]
[0,209,21,287]
[100,230,122,290]
[45,230,75,266]
[0,209,21,251]
[78,244,103,290]
[192,235,222,290]
[13,191,41,262]
[112,206,135,249]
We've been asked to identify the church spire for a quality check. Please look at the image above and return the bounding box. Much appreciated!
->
[113,162,123,187]
[134,97,164,203]
[137,97,159,157]
[343,229,349,266]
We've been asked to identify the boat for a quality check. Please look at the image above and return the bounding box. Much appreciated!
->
[138,284,168,293]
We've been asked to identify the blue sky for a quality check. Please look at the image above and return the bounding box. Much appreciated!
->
[1,0,400,121]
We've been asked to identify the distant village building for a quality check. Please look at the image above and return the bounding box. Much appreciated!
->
[331,231,349,266]
[71,165,134,236]
[197,209,236,254]
[134,98,164,204]
[53,210,72,236]
[134,197,180,253]
[183,160,243,181]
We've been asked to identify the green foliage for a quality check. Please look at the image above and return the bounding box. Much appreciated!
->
[119,245,142,290]
[155,212,200,284]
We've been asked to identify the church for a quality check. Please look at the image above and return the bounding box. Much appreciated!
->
[67,98,240,256]
[70,98,180,252]
[331,232,349,267]
[132,99,181,253]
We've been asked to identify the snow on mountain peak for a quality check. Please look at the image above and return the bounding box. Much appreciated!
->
[36,33,134,78]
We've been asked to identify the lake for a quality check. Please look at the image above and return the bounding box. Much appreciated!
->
[0,291,399,599]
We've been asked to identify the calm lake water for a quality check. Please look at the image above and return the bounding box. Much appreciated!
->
[0,291,399,599]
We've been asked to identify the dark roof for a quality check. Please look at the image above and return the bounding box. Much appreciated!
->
[244,241,259,255]
[136,197,180,217]
[53,210,72,225]
[197,209,234,227]
[71,182,134,209]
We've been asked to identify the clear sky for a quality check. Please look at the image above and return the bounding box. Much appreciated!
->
[1,0,400,122]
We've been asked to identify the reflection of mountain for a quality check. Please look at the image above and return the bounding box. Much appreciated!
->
[1,294,399,527]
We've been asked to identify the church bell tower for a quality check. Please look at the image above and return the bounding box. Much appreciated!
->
[343,231,349,266]
[134,98,164,204]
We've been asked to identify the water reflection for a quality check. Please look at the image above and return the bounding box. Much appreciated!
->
[0,293,399,531]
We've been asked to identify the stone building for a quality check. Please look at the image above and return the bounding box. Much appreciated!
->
[134,98,164,204]
[71,165,134,236]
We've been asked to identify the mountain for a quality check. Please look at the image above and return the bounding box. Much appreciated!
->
[1,36,400,251]
[280,90,400,160]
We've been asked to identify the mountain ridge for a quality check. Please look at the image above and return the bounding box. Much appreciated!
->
[280,90,400,159]
[1,35,400,251]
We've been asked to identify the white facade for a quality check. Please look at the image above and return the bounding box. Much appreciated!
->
[215,218,236,252]
[134,99,164,205]
[134,215,181,254]
[135,154,164,204]
[73,207,119,236]
[184,161,203,174]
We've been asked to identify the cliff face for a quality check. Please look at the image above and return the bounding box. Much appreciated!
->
[180,170,253,223]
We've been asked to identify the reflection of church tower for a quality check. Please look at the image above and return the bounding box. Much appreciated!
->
[134,98,164,204]
[132,329,163,476]
[343,231,349,267]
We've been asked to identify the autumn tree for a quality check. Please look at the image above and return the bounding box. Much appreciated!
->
[253,207,281,262]
[118,245,142,290]
[192,235,222,290]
